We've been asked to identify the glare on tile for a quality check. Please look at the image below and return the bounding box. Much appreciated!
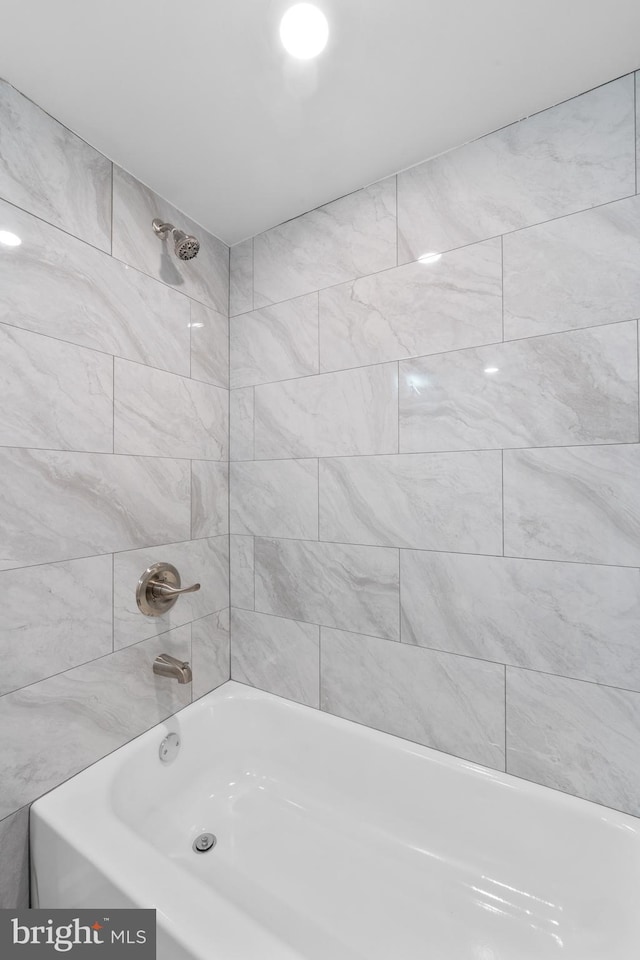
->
[418,252,442,264]
[188,321,205,328]
[484,367,500,374]
[0,230,22,246]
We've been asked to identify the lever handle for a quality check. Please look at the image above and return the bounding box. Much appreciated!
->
[150,579,201,598]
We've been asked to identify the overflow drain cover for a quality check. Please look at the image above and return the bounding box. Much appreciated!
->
[193,833,217,853]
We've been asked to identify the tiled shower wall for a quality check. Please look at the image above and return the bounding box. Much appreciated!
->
[0,81,230,906]
[229,71,640,817]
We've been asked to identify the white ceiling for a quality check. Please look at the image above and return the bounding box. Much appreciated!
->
[0,0,639,246]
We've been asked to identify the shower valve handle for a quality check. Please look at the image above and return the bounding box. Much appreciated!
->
[149,579,201,598]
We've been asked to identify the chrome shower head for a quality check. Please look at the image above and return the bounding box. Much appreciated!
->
[152,219,200,261]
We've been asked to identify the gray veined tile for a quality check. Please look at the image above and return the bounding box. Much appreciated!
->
[398,75,636,262]
[507,668,640,816]
[229,238,253,316]
[504,195,640,339]
[255,538,399,640]
[503,444,640,566]
[0,323,114,452]
[231,608,319,707]
[190,302,229,389]
[230,388,254,461]
[0,199,191,376]
[230,293,319,388]
[0,807,29,909]
[320,452,502,554]
[0,80,111,250]
[319,238,502,371]
[0,627,192,820]
[399,322,639,452]
[230,536,254,610]
[112,166,229,314]
[0,555,113,696]
[0,448,190,570]
[321,628,505,770]
[231,459,318,540]
[192,609,230,700]
[401,551,640,691]
[254,363,398,459]
[113,536,229,649]
[114,360,228,460]
[253,178,397,304]
[191,461,229,539]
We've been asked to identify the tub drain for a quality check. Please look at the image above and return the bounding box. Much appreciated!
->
[193,833,217,853]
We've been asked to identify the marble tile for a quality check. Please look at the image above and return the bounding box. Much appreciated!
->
[401,551,640,690]
[637,72,640,187]
[398,76,636,262]
[113,536,229,649]
[0,199,190,376]
[191,461,228,539]
[0,555,113,696]
[504,195,640,339]
[504,445,640,566]
[231,608,319,707]
[230,459,318,539]
[230,293,319,388]
[254,363,398,459]
[254,178,397,304]
[190,302,229,389]
[0,80,111,250]
[112,166,229,314]
[230,388,254,460]
[0,807,29,909]
[319,238,502,371]
[255,538,399,640]
[0,323,114,452]
[230,536,254,610]
[321,628,505,769]
[229,238,253,316]
[0,627,191,820]
[192,609,230,700]
[320,452,502,554]
[399,322,639,452]
[507,668,640,816]
[114,360,228,460]
[0,449,190,570]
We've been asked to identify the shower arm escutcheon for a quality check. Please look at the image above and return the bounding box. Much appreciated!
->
[136,561,201,617]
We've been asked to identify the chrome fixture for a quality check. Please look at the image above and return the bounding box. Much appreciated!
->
[137,561,201,617]
[158,731,181,763]
[152,218,200,260]
[153,653,192,685]
[193,833,217,854]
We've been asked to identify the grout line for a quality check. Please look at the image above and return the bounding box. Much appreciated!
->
[635,73,638,196]
[317,458,321,539]
[112,356,115,453]
[316,290,321,373]
[318,626,322,709]
[252,536,256,611]
[251,237,255,312]
[395,174,399,267]
[110,163,114,257]
[503,665,508,771]
[500,234,505,342]
[501,449,505,557]
[111,552,115,653]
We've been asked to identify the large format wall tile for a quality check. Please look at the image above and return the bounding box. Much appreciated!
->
[190,301,229,389]
[113,536,229,649]
[321,628,505,769]
[0,556,112,696]
[504,445,640,566]
[504,195,640,339]
[0,199,191,376]
[0,628,192,820]
[112,166,229,314]
[0,807,29,909]
[231,608,319,707]
[114,360,228,460]
[0,81,111,250]
[398,76,635,262]
[255,538,399,640]
[231,459,318,540]
[253,178,397,304]
[230,293,319,388]
[191,461,228,539]
[319,238,502,370]
[507,669,640,815]
[0,324,113,452]
[229,238,253,317]
[230,536,254,610]
[192,609,230,700]
[254,363,398,459]
[401,551,640,690]
[319,452,502,554]
[0,448,190,570]
[230,388,254,460]
[399,322,639,452]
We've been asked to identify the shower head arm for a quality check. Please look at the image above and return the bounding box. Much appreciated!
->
[152,218,175,240]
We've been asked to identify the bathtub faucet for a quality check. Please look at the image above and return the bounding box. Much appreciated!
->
[153,653,193,684]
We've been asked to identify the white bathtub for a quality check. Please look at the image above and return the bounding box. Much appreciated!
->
[31,680,640,959]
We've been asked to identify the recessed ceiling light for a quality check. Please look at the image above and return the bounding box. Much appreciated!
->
[418,252,441,264]
[484,367,499,374]
[280,4,329,60]
[0,230,22,247]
